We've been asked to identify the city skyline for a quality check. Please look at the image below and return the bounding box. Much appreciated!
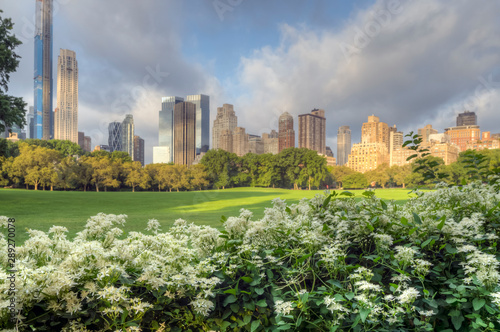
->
[2,1,500,164]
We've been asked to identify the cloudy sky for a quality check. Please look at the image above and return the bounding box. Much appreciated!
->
[2,0,500,163]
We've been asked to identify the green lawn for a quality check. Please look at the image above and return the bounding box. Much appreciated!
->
[0,187,416,243]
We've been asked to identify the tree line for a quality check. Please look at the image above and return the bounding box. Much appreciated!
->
[1,138,499,191]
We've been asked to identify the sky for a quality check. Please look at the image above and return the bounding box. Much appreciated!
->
[1,0,500,164]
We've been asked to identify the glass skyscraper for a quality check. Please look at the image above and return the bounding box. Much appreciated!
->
[34,0,53,139]
[186,94,210,154]
[159,96,184,163]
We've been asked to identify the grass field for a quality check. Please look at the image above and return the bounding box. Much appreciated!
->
[0,187,417,243]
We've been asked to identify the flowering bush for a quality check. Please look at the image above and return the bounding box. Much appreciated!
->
[2,180,500,331]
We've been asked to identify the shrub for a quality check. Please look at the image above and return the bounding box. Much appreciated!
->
[2,179,500,331]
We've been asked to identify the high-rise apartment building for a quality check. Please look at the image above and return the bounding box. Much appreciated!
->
[174,102,196,166]
[186,94,210,154]
[444,125,480,151]
[213,104,238,150]
[108,122,122,152]
[298,109,326,154]
[54,49,78,143]
[232,127,249,157]
[133,135,145,166]
[389,131,404,166]
[361,115,390,151]
[262,130,279,154]
[34,0,53,140]
[121,115,134,159]
[159,96,184,163]
[337,126,351,166]
[248,135,264,155]
[279,112,295,152]
[418,124,438,144]
[347,143,389,173]
[457,111,477,126]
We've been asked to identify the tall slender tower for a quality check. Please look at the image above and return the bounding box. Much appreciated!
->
[34,0,54,140]
[337,126,351,165]
[54,49,78,143]
[278,112,295,152]
[186,94,210,154]
[174,102,196,166]
[121,115,134,160]
[159,96,184,163]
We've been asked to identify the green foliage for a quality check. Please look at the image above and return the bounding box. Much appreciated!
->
[343,172,368,189]
[0,10,26,134]
[2,181,500,331]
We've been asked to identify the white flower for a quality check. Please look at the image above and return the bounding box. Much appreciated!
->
[190,298,214,317]
[397,287,420,304]
[146,219,162,234]
[394,246,417,265]
[274,300,294,315]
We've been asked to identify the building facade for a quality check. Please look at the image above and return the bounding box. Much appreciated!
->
[248,135,264,155]
[337,126,351,166]
[108,122,122,152]
[186,94,210,154]
[34,0,53,140]
[134,136,145,166]
[347,142,389,173]
[159,96,184,163]
[153,146,170,164]
[361,115,390,151]
[173,102,196,166]
[54,49,78,143]
[213,104,238,150]
[298,109,326,154]
[444,125,480,151]
[232,127,249,157]
[278,112,295,152]
[457,111,477,126]
[121,115,134,159]
[263,130,279,154]
[418,124,438,144]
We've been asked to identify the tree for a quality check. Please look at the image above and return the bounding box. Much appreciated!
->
[14,143,61,190]
[343,172,368,189]
[0,11,27,134]
[329,165,355,189]
[259,154,281,188]
[124,161,150,192]
[74,157,93,191]
[189,164,209,190]
[89,156,119,192]
[365,163,390,188]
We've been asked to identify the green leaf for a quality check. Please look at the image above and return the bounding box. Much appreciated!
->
[421,238,432,248]
[230,303,239,313]
[445,244,458,254]
[409,227,417,235]
[437,216,446,230]
[224,289,237,295]
[223,295,237,306]
[473,298,486,311]
[401,217,409,226]
[412,212,422,224]
[359,308,371,323]
[381,200,387,210]
[451,314,464,330]
[243,315,252,325]
[485,304,496,314]
[251,320,260,332]
[241,276,253,283]
[366,222,374,232]
[220,215,227,223]
[345,292,355,300]
[322,194,333,209]
[255,288,264,295]
[277,324,291,330]
[256,299,267,307]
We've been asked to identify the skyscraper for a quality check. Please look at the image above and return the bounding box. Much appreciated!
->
[159,96,184,163]
[298,109,326,154]
[134,135,145,166]
[27,106,35,139]
[361,115,390,151]
[213,104,237,150]
[186,94,210,154]
[418,124,438,144]
[121,115,134,159]
[337,126,351,166]
[108,122,121,152]
[174,102,196,166]
[457,111,477,126]
[34,0,53,140]
[278,112,295,152]
[54,49,78,143]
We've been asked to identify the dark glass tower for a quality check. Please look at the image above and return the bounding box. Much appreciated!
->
[159,96,184,163]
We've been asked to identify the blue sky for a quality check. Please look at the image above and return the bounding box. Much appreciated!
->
[1,0,499,164]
